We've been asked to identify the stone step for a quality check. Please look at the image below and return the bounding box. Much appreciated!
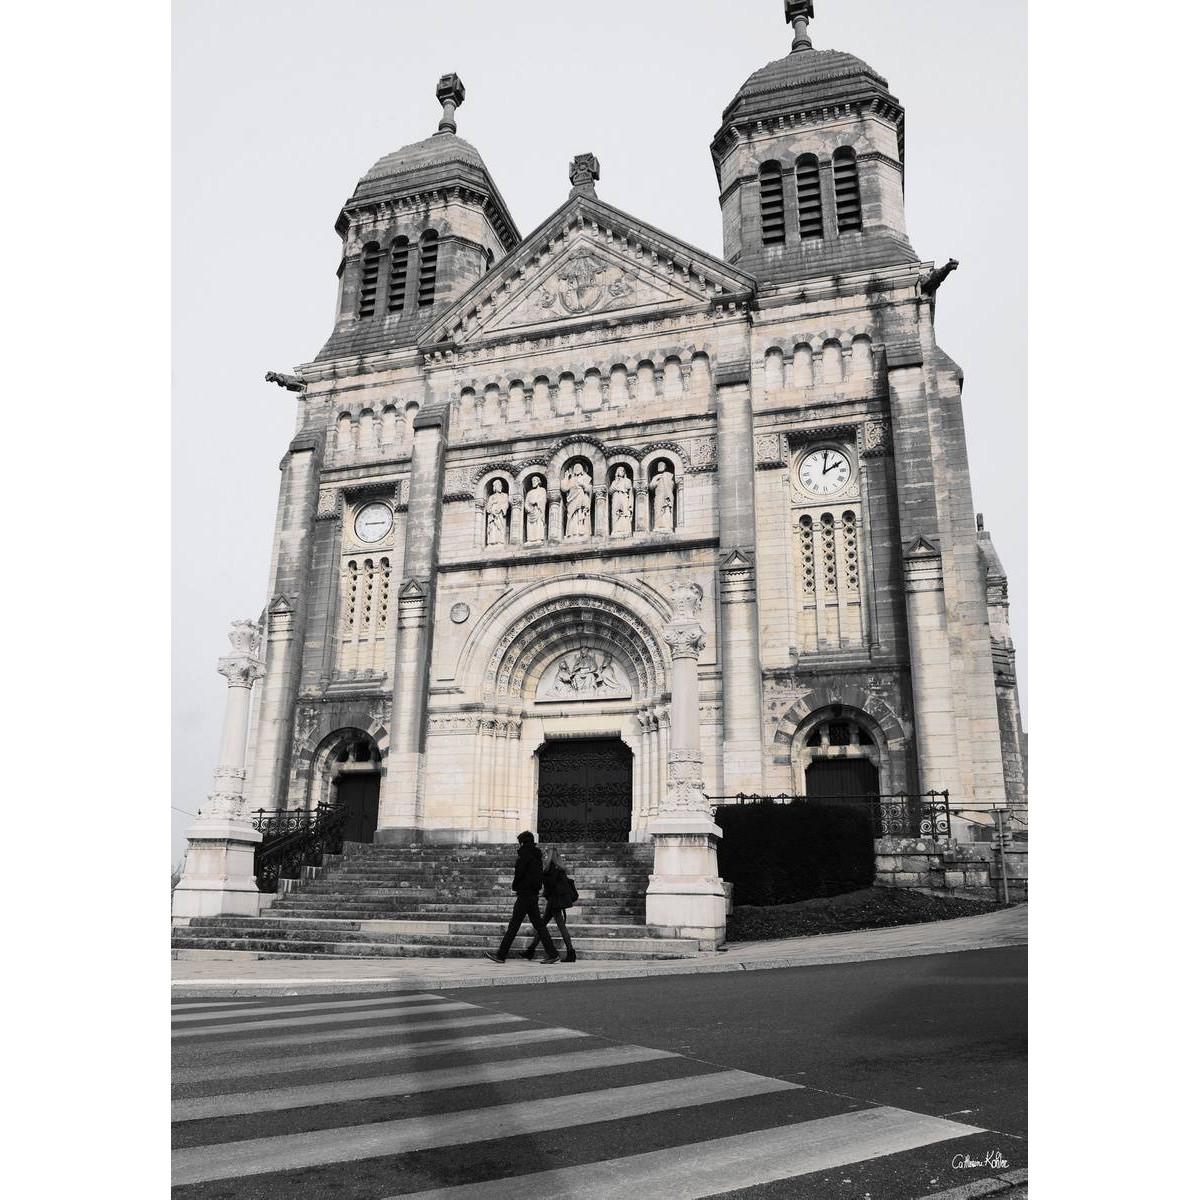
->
[184,917,674,940]
[267,908,645,923]
[271,902,648,916]
[315,867,651,879]
[291,886,643,900]
[169,935,698,960]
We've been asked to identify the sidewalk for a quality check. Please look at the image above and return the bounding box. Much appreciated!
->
[171,904,1026,999]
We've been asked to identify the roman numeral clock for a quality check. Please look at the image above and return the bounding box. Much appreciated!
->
[797,446,852,496]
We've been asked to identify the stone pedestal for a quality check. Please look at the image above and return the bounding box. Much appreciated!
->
[172,620,267,922]
[645,582,726,949]
[170,818,263,922]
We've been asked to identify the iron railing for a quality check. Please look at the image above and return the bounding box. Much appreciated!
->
[251,802,348,893]
[706,791,952,840]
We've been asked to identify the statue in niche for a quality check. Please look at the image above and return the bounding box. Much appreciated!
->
[485,479,510,546]
[610,465,633,536]
[524,475,547,543]
[651,461,676,532]
[561,462,593,538]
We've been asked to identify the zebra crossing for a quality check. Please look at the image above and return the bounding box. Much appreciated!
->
[172,989,985,1197]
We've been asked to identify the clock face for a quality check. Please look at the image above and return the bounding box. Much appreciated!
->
[798,448,852,496]
[354,502,393,543]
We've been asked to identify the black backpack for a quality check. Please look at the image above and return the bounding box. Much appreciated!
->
[561,873,580,908]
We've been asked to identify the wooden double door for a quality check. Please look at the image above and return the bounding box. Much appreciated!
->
[537,738,633,843]
[333,773,380,844]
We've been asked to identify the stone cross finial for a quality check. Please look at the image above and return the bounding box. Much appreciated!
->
[569,153,601,198]
[436,73,466,135]
[785,1,815,52]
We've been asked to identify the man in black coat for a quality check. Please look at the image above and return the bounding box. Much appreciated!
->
[485,831,560,964]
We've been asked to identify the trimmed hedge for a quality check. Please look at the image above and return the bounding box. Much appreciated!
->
[715,801,876,906]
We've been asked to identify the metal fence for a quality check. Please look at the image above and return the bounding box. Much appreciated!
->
[706,791,952,841]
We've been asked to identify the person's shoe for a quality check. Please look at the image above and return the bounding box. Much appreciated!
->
[562,950,577,962]
[520,947,538,960]
[541,953,561,964]
[485,951,506,964]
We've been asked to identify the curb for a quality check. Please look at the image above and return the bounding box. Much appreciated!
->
[916,1170,1028,1199]
[171,917,1026,999]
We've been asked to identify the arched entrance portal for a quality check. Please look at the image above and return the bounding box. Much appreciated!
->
[537,738,633,842]
[330,735,381,843]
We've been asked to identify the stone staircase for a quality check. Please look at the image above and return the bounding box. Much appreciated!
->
[171,841,701,961]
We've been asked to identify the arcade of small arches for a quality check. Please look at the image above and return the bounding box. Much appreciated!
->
[333,400,422,458]
[453,351,713,434]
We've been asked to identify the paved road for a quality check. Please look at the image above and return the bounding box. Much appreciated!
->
[171,946,1026,1199]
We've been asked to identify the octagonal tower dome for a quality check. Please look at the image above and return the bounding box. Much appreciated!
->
[711,2,917,285]
[320,74,521,362]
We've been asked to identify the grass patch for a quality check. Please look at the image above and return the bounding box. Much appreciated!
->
[726,886,1006,941]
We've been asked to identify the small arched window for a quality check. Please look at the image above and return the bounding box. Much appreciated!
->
[795,155,824,239]
[759,161,786,246]
[387,237,410,314]
[358,242,382,318]
[832,148,863,233]
[418,230,440,307]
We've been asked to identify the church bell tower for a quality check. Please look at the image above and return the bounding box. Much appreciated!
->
[712,2,917,284]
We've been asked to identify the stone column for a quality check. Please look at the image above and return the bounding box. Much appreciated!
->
[715,361,764,794]
[903,540,962,799]
[645,582,727,949]
[634,483,650,533]
[376,405,447,842]
[172,620,267,922]
[245,429,322,812]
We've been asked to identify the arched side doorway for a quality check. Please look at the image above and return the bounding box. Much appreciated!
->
[312,730,382,843]
[537,737,633,842]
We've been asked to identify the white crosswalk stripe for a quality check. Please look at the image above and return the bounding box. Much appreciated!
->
[172,993,443,1024]
[173,1044,677,1121]
[173,1070,796,1186]
[195,1010,527,1054]
[171,1024,587,1086]
[387,1109,984,1200]
[171,990,990,1196]
[171,999,473,1038]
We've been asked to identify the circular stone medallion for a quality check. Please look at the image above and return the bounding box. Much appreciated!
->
[450,602,471,625]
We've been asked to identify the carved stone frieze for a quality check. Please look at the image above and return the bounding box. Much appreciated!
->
[687,437,717,472]
[316,487,341,521]
[861,419,892,458]
[754,434,785,468]
[442,468,473,500]
[427,713,482,735]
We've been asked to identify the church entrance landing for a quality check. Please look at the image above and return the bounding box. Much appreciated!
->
[537,738,632,843]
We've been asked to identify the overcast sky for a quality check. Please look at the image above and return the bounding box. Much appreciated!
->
[172,0,1027,865]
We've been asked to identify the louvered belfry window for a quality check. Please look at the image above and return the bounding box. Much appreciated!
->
[358,242,382,318]
[832,148,863,232]
[387,237,410,313]
[417,231,440,307]
[759,161,786,246]
[796,155,824,239]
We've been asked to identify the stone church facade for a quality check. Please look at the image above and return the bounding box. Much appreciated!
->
[242,3,1026,853]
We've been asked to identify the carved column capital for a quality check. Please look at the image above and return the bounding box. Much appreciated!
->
[664,622,706,660]
[217,656,266,688]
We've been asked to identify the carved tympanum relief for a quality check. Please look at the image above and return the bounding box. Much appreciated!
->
[534,646,633,702]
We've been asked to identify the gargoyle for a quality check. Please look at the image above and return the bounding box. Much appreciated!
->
[920,258,960,297]
[265,371,306,393]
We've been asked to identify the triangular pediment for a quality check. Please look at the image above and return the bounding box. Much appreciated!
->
[904,535,941,557]
[423,195,755,347]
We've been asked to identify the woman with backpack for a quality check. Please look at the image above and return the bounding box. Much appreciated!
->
[522,847,578,963]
